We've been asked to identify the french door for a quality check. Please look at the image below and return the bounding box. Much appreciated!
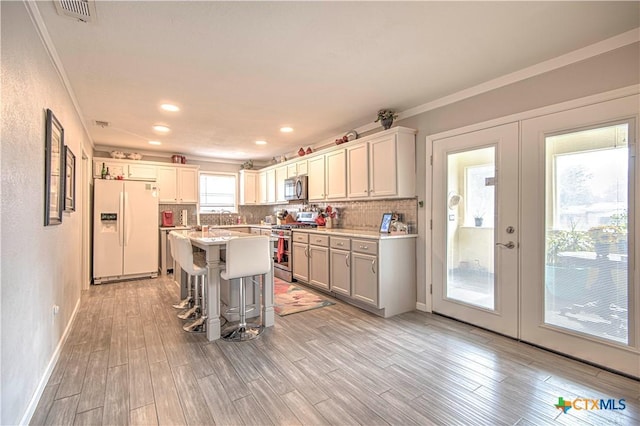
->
[520,96,639,377]
[432,95,639,376]
[432,123,519,337]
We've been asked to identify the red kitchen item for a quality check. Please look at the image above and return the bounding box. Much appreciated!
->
[315,216,326,226]
[277,231,285,262]
[162,210,174,227]
[306,147,313,154]
[298,147,305,156]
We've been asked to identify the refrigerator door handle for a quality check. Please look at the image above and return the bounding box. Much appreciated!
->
[124,191,132,246]
[119,191,125,247]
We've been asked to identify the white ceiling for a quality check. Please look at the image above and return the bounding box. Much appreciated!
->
[37,1,639,162]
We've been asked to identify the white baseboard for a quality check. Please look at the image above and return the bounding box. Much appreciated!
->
[20,297,81,425]
[416,302,430,312]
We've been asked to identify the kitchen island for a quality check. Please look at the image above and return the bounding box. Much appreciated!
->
[174,229,275,341]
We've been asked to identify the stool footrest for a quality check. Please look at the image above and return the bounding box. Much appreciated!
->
[183,316,207,333]
[178,305,199,320]
[221,323,264,341]
[172,296,193,310]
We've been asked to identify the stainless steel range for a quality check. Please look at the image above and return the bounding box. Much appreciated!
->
[270,212,318,282]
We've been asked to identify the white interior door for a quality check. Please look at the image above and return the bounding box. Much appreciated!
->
[432,123,519,337]
[520,95,639,377]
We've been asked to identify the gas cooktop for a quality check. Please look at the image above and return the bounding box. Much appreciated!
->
[271,223,318,230]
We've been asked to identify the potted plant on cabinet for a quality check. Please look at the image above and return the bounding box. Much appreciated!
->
[374,109,398,130]
[473,212,484,227]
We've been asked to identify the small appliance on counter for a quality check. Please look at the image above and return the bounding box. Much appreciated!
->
[162,210,174,227]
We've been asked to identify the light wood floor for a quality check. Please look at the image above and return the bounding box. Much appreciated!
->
[31,276,639,425]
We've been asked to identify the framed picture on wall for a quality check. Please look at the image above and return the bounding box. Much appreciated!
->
[64,145,76,212]
[44,109,64,225]
[379,213,393,233]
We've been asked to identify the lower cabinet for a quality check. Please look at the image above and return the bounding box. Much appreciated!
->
[308,244,329,290]
[351,252,377,306]
[292,241,309,282]
[329,249,350,296]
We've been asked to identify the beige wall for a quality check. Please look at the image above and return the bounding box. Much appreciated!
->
[396,42,640,307]
[1,3,93,424]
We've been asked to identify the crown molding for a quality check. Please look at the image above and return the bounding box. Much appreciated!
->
[397,28,640,124]
[24,1,95,151]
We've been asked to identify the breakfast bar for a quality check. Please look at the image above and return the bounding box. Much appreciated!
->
[178,230,275,341]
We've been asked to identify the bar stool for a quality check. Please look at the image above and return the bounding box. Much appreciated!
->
[221,236,271,341]
[169,231,193,310]
[173,233,208,333]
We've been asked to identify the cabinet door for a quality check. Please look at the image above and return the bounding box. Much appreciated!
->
[369,136,397,197]
[352,252,378,307]
[275,166,288,202]
[94,160,126,179]
[325,150,346,199]
[330,249,350,296]
[250,228,261,235]
[307,155,326,200]
[297,160,308,176]
[128,163,157,180]
[177,168,198,203]
[292,242,309,282]
[347,143,369,198]
[258,172,267,204]
[240,171,257,205]
[309,245,329,290]
[266,169,276,203]
[157,167,178,203]
[287,163,298,178]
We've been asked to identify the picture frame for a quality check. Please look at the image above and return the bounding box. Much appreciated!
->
[45,109,64,225]
[64,145,76,212]
[379,212,393,233]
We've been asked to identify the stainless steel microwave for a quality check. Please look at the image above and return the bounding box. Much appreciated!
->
[284,175,308,201]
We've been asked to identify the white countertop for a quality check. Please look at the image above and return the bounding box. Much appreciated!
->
[292,227,417,240]
[170,229,275,246]
[160,226,190,231]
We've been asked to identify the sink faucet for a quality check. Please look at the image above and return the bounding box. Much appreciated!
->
[217,210,231,226]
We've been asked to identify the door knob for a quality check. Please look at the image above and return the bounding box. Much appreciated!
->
[495,241,516,249]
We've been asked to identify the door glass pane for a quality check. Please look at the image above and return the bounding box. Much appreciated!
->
[544,124,629,345]
[446,147,495,310]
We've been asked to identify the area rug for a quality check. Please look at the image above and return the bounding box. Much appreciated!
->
[274,279,335,316]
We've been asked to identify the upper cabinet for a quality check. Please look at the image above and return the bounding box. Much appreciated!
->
[308,150,346,201]
[347,128,416,199]
[307,155,326,201]
[275,165,288,203]
[157,165,199,204]
[258,171,268,204]
[266,169,276,204]
[239,170,258,205]
[93,159,157,181]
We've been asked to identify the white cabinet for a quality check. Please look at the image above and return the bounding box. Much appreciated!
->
[287,163,298,178]
[351,238,378,306]
[307,155,325,201]
[330,237,351,296]
[308,151,346,201]
[275,165,287,203]
[346,128,416,199]
[308,235,330,290]
[93,159,156,181]
[292,242,309,282]
[157,166,199,204]
[239,170,258,205]
[258,171,267,204]
[297,160,308,176]
[325,149,346,199]
[266,169,276,204]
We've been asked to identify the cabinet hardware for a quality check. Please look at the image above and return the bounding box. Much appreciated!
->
[371,259,376,274]
[346,254,350,267]
[337,242,343,246]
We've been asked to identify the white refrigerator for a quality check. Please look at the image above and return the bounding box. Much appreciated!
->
[93,179,159,284]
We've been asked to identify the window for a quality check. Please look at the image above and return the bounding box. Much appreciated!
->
[465,163,495,228]
[199,172,237,213]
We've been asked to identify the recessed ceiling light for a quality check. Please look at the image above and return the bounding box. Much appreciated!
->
[280,127,293,133]
[149,140,162,145]
[160,103,180,112]
[255,140,267,145]
[153,125,170,133]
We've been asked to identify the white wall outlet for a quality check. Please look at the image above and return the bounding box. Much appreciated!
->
[52,305,60,316]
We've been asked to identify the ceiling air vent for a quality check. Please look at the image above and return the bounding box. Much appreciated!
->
[54,0,96,23]
[94,120,110,128]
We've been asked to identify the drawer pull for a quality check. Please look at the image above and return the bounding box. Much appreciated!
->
[316,239,322,243]
[337,242,343,246]
[360,245,368,250]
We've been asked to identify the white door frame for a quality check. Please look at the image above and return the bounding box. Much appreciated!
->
[81,150,91,290]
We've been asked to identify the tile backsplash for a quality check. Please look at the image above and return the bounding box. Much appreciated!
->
[160,198,418,233]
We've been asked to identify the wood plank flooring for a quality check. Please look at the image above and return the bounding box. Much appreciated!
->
[31,276,639,425]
